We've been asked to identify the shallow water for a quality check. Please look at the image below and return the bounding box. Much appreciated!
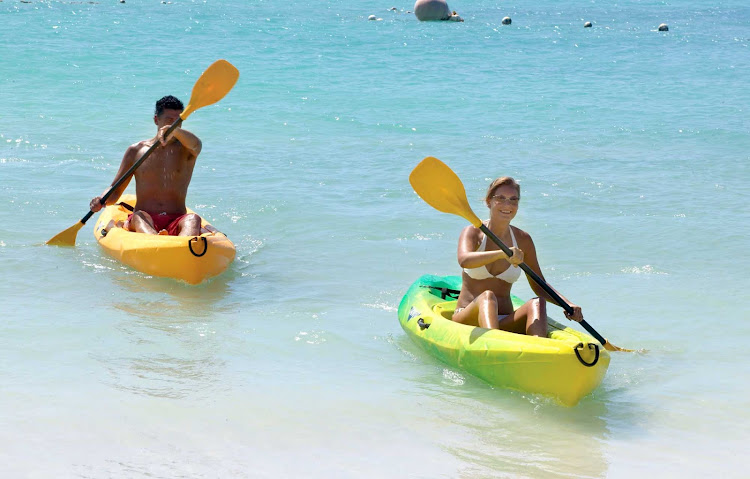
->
[1,0,748,477]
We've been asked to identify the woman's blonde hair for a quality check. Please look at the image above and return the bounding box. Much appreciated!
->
[485,177,521,206]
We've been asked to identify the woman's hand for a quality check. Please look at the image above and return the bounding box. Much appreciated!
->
[564,304,583,322]
[507,246,524,265]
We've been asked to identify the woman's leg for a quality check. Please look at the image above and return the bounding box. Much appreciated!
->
[497,297,548,337]
[451,290,500,329]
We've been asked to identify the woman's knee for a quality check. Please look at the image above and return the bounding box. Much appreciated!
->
[530,297,547,314]
[479,290,498,305]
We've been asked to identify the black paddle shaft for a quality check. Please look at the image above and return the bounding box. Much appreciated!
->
[479,224,608,346]
[78,118,184,225]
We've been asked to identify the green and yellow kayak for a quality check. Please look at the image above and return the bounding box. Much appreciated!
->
[398,274,610,406]
[93,194,235,285]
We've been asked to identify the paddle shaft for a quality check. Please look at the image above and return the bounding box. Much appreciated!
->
[479,224,608,346]
[79,118,184,225]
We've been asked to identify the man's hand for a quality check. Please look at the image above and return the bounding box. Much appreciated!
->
[158,125,175,146]
[89,196,104,212]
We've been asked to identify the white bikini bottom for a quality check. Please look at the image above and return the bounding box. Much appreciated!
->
[453,307,509,322]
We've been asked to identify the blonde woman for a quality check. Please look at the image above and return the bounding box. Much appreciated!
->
[452,177,583,336]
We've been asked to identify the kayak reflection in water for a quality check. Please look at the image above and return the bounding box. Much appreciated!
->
[89,95,207,236]
[453,176,584,336]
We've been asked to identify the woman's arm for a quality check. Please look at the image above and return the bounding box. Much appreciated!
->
[457,225,522,268]
[519,231,583,321]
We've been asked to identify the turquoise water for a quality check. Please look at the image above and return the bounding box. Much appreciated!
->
[1,0,748,477]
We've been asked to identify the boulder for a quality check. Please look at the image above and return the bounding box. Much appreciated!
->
[414,0,452,21]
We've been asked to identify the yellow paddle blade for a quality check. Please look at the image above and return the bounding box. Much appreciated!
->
[180,59,240,120]
[45,221,84,246]
[409,157,483,227]
[604,340,641,353]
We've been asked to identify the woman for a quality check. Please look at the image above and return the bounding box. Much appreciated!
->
[452,176,583,336]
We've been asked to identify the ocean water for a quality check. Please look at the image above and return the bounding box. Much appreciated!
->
[1,0,748,477]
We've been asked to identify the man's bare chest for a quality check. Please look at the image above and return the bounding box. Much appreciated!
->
[135,143,188,174]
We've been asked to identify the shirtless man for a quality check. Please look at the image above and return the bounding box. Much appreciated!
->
[89,95,203,236]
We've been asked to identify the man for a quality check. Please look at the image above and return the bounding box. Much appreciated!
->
[90,95,203,236]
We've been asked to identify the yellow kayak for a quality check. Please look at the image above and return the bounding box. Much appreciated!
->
[93,194,235,285]
[398,274,610,406]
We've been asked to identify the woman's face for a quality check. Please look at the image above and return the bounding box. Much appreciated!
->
[487,183,520,220]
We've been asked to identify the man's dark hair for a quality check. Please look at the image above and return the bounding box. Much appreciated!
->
[155,95,184,117]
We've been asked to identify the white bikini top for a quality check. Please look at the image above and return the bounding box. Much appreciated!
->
[463,226,523,283]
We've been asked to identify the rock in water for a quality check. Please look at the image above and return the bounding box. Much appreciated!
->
[414,0,452,21]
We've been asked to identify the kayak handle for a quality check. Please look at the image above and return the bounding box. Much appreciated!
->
[188,236,208,257]
[417,318,430,330]
[574,343,600,367]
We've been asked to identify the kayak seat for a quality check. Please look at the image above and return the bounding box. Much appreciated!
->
[116,201,135,212]
[433,301,456,320]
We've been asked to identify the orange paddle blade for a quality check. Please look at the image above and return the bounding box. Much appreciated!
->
[604,340,641,353]
[46,221,84,246]
[409,156,482,227]
[181,59,239,120]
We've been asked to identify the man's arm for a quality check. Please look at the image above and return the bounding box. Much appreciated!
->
[89,145,138,212]
[161,126,202,159]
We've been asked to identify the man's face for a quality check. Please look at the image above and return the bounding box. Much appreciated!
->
[154,108,183,128]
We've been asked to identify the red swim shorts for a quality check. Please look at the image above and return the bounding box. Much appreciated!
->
[128,212,189,236]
